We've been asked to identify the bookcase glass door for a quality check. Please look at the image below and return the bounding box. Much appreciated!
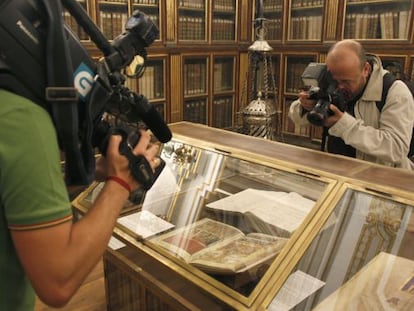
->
[284,55,317,95]
[183,98,207,124]
[212,95,234,128]
[211,0,237,42]
[254,0,284,41]
[144,139,330,298]
[137,59,165,101]
[411,57,414,81]
[380,56,407,80]
[178,0,207,41]
[269,186,414,310]
[343,0,412,40]
[282,55,316,138]
[63,0,89,41]
[97,0,129,40]
[131,0,160,32]
[283,98,310,138]
[288,0,324,41]
[182,56,208,124]
[212,56,235,129]
[213,56,235,93]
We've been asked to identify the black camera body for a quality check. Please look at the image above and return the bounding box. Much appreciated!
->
[301,63,346,126]
[307,86,346,126]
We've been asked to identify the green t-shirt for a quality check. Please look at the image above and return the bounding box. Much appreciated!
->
[0,90,72,310]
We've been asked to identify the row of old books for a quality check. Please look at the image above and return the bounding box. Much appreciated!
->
[213,0,236,11]
[291,0,323,8]
[212,19,235,41]
[183,100,207,124]
[178,16,205,41]
[63,11,89,40]
[178,0,205,9]
[263,0,283,11]
[132,0,158,4]
[99,0,128,3]
[213,61,234,92]
[98,0,158,5]
[212,96,233,128]
[184,62,207,95]
[285,61,312,94]
[99,10,128,40]
[344,11,410,40]
[263,18,283,41]
[138,65,164,99]
[99,10,159,40]
[290,15,323,40]
[124,64,164,100]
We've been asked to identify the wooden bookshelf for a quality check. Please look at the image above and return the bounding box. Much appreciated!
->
[212,56,237,128]
[211,0,237,42]
[343,0,412,40]
[288,0,324,41]
[67,0,414,137]
[63,0,90,41]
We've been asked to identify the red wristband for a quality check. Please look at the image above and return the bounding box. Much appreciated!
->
[107,176,131,193]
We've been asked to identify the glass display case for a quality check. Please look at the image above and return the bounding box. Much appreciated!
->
[72,122,414,310]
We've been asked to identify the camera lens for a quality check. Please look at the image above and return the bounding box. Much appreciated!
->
[307,110,325,126]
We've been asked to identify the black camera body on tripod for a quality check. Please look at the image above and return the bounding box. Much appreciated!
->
[301,63,346,126]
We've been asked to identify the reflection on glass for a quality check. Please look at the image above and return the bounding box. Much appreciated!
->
[133,139,328,296]
[270,189,414,310]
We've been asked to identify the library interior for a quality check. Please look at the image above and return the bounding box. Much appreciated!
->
[3,0,414,311]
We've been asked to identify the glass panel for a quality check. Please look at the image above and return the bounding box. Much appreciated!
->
[97,1,129,40]
[183,58,207,96]
[63,0,89,40]
[283,98,310,137]
[116,140,330,297]
[257,0,283,41]
[212,0,236,41]
[213,57,234,92]
[269,187,414,310]
[288,0,323,41]
[132,0,160,31]
[212,95,233,129]
[138,59,165,100]
[285,56,316,94]
[178,0,206,41]
[344,0,412,40]
[183,98,207,124]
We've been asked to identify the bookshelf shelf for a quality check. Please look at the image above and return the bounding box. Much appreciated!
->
[63,0,89,41]
[256,0,284,41]
[178,8,207,41]
[97,2,128,40]
[77,0,414,138]
[288,0,324,41]
[343,0,412,40]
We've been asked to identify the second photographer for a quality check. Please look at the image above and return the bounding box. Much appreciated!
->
[288,39,414,170]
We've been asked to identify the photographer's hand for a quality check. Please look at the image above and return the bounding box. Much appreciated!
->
[104,130,161,192]
[324,104,344,128]
[298,91,317,112]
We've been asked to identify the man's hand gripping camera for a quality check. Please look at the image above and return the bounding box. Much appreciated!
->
[107,127,165,191]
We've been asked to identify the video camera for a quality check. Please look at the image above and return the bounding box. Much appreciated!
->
[301,63,346,126]
[0,0,171,187]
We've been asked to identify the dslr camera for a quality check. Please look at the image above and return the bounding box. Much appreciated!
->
[301,63,346,126]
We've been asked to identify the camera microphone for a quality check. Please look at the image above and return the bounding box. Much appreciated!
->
[122,93,172,143]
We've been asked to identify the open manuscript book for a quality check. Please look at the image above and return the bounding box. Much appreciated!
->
[206,188,316,237]
[150,218,287,274]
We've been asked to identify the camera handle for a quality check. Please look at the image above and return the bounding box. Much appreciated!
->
[110,127,165,191]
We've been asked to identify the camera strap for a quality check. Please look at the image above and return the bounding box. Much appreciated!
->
[42,0,95,185]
